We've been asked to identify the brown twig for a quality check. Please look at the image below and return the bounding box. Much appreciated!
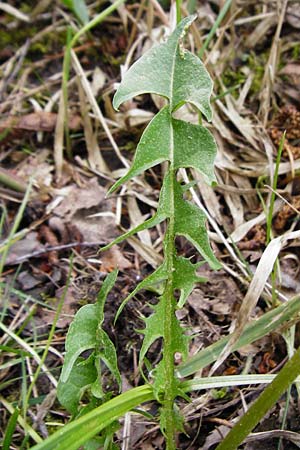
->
[6,241,106,265]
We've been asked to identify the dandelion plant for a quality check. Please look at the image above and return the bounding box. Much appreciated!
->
[104,14,221,448]
[38,15,220,450]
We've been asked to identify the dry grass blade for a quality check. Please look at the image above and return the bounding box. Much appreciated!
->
[149,0,169,26]
[215,99,257,148]
[77,78,108,172]
[244,13,277,48]
[54,92,65,180]
[259,0,288,126]
[245,430,300,446]
[0,2,30,22]
[229,198,283,243]
[70,49,129,169]
[127,235,163,268]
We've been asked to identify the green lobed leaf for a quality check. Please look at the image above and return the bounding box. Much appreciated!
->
[139,294,189,364]
[113,15,213,120]
[115,261,168,322]
[104,172,220,270]
[101,171,172,253]
[109,107,217,194]
[173,177,221,270]
[115,255,206,321]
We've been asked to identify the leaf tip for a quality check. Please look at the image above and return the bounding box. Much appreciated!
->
[112,94,121,111]
[107,183,117,196]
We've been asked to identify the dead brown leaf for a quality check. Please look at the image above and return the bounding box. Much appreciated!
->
[101,247,131,272]
[188,271,242,320]
[0,112,81,136]
[54,178,119,244]
[286,4,300,28]
[280,63,300,77]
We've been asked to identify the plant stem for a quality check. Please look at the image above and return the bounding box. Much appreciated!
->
[163,122,177,448]
[164,224,176,448]
[175,0,182,24]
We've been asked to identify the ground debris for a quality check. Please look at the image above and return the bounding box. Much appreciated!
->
[270,105,300,159]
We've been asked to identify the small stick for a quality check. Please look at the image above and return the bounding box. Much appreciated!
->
[6,241,106,265]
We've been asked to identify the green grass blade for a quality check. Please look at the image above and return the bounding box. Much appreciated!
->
[176,0,182,23]
[0,322,57,388]
[0,397,42,444]
[3,406,20,450]
[216,346,300,450]
[177,295,300,377]
[70,0,126,47]
[30,385,154,450]
[198,0,232,58]
[266,131,285,244]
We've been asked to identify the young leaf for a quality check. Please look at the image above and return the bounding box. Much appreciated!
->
[115,261,168,322]
[60,271,120,391]
[60,303,99,383]
[109,106,218,194]
[173,178,221,270]
[113,15,213,120]
[115,256,206,322]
